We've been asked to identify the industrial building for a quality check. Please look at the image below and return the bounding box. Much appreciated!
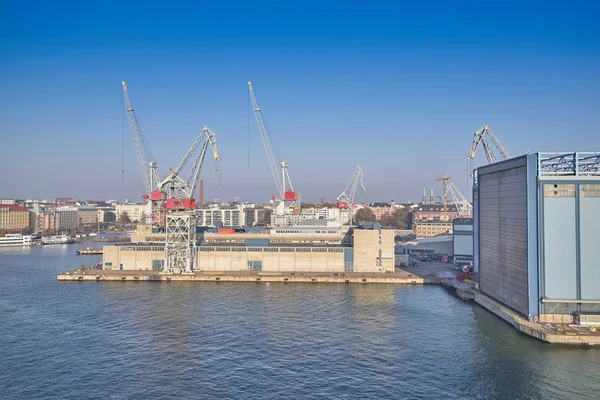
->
[102,224,395,274]
[452,218,473,264]
[473,152,600,320]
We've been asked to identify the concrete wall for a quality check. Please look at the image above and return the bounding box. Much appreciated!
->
[353,229,394,273]
[197,247,345,272]
[102,245,164,270]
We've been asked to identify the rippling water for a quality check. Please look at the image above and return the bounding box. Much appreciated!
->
[1,242,599,399]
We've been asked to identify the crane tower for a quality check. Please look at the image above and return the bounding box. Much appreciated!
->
[337,165,366,225]
[161,127,220,274]
[247,82,298,225]
[121,81,165,225]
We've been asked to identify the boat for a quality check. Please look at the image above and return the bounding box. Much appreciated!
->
[41,234,75,245]
[0,234,33,247]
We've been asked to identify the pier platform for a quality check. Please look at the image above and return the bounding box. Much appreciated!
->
[57,267,440,284]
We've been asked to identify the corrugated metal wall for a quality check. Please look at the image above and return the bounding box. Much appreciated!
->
[478,157,529,316]
[578,184,600,300]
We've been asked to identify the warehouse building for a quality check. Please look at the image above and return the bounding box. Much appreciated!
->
[473,152,600,320]
[102,225,395,273]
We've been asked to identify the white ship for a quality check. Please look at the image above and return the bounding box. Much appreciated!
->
[41,234,75,245]
[0,234,33,247]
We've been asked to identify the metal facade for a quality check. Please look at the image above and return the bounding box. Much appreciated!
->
[475,152,600,318]
[476,156,530,316]
[580,185,600,300]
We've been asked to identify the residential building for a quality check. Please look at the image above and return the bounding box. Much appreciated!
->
[414,220,453,238]
[197,204,245,227]
[55,207,79,231]
[0,205,33,231]
[78,207,99,225]
[115,203,151,223]
[411,203,459,231]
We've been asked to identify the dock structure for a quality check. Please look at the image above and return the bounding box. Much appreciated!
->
[76,248,103,255]
[57,269,438,285]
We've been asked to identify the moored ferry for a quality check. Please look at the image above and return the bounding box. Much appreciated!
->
[0,234,33,247]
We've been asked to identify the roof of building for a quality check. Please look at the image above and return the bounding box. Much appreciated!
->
[413,204,458,212]
[0,205,28,211]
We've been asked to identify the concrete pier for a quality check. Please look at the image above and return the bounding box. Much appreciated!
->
[57,268,439,284]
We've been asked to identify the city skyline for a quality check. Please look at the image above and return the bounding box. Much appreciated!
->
[1,1,599,202]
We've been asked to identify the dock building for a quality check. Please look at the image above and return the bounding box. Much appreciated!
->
[101,223,395,274]
[473,152,600,322]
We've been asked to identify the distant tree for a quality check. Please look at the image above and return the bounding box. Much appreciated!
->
[140,212,148,224]
[119,211,131,224]
[103,211,116,223]
[354,207,377,223]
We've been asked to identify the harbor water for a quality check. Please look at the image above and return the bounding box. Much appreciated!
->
[1,242,599,399]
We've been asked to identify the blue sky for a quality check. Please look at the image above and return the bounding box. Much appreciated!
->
[1,1,599,203]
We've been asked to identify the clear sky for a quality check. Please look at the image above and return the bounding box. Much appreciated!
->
[1,1,599,203]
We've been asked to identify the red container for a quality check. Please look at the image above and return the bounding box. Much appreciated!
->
[218,228,235,234]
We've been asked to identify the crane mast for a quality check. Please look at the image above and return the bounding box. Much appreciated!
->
[121,81,160,195]
[162,126,221,275]
[247,82,295,202]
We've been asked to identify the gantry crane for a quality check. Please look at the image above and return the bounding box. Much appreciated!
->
[161,127,221,274]
[337,165,366,209]
[247,82,297,224]
[122,81,164,225]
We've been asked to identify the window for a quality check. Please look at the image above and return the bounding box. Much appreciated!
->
[247,260,262,271]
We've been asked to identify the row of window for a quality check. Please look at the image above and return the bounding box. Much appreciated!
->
[197,246,344,253]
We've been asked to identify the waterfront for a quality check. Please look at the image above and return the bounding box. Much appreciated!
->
[1,243,599,399]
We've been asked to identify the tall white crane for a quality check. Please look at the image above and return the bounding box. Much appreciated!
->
[447,182,473,216]
[337,165,366,209]
[121,81,160,196]
[468,125,510,164]
[247,82,296,203]
[159,126,220,199]
[161,127,220,275]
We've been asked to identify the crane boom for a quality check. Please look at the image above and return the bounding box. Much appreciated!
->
[337,165,366,208]
[248,82,292,200]
[121,81,159,195]
[447,182,473,216]
[159,126,220,199]
[467,125,510,164]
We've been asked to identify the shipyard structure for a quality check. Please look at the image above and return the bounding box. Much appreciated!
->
[473,152,600,325]
[101,223,395,274]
